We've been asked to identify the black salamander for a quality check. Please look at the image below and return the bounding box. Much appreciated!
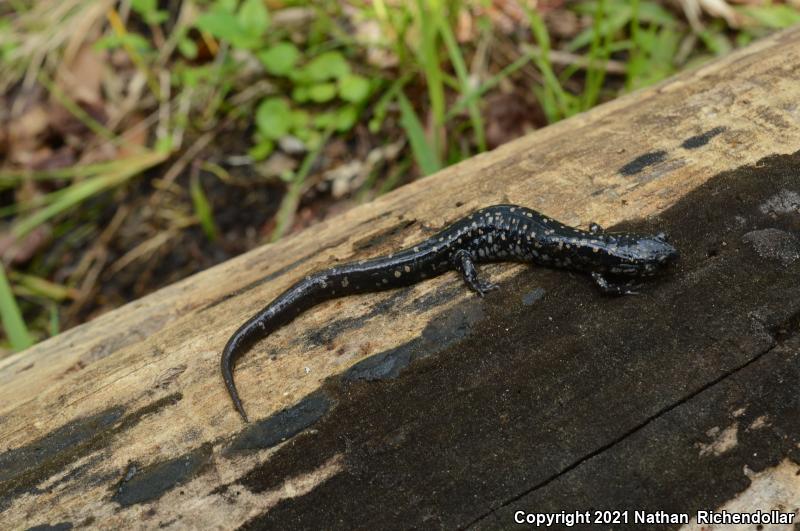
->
[221,204,679,421]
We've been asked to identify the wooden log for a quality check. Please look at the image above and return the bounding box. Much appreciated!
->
[2,27,800,529]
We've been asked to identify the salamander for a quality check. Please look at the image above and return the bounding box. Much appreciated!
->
[221,204,679,421]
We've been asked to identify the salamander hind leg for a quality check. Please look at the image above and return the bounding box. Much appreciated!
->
[591,272,639,296]
[452,249,500,297]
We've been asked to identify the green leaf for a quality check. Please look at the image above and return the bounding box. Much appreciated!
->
[0,263,33,351]
[335,105,358,132]
[291,109,311,129]
[291,85,310,103]
[178,37,198,59]
[304,51,350,82]
[238,0,270,38]
[249,137,274,161]
[308,83,337,103]
[288,68,313,85]
[397,91,441,175]
[294,127,312,142]
[218,0,238,12]
[180,65,213,88]
[256,98,292,139]
[313,111,336,129]
[196,9,242,43]
[337,74,371,103]
[131,0,168,24]
[258,42,300,76]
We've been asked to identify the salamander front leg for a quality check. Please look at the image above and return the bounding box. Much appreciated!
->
[591,272,639,296]
[452,250,499,297]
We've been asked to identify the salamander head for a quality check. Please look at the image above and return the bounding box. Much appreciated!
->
[594,231,679,276]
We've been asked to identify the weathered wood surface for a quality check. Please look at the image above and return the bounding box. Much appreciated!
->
[2,27,800,530]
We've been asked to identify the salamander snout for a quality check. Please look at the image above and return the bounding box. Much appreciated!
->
[646,235,680,267]
[606,232,679,276]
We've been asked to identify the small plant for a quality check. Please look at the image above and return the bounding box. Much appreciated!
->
[251,48,375,161]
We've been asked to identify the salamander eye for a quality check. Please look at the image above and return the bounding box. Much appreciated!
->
[656,232,669,242]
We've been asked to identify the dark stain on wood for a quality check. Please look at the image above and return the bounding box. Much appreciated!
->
[0,393,183,510]
[112,443,213,507]
[619,150,668,176]
[25,522,74,531]
[342,298,484,382]
[681,127,726,150]
[223,391,332,455]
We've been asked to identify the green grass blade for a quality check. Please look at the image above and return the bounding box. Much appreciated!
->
[190,173,219,241]
[270,129,332,242]
[567,4,631,52]
[446,53,532,120]
[398,91,442,175]
[526,8,573,121]
[0,158,147,187]
[11,150,167,239]
[9,271,76,301]
[0,263,33,351]
[436,13,486,151]
[626,0,641,90]
[413,0,445,151]
[582,0,611,111]
[48,302,60,337]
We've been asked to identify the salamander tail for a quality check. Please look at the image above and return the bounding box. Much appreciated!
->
[221,335,250,423]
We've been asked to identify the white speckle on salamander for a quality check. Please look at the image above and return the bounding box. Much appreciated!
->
[394,270,401,278]
[342,277,349,287]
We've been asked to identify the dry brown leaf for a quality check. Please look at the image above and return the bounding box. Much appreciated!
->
[0,225,52,266]
[55,44,106,106]
[457,9,475,43]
